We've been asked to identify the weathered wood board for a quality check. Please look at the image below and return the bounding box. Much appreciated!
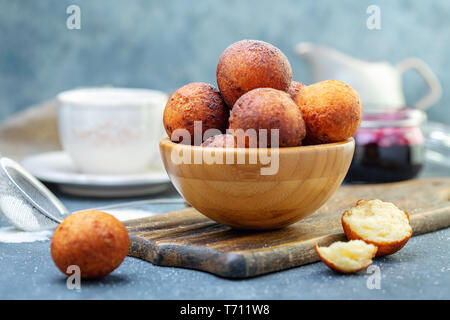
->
[125,178,450,278]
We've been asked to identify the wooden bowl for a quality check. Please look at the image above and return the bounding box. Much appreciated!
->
[160,138,355,230]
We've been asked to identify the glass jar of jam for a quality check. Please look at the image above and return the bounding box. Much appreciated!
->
[345,108,426,183]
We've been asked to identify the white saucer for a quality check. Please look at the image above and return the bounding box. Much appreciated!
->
[21,152,172,198]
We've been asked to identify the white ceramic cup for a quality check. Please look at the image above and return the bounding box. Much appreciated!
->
[57,87,168,174]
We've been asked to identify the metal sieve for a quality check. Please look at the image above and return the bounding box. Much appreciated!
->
[0,157,187,232]
[0,157,68,231]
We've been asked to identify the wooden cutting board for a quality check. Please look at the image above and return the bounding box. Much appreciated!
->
[125,178,450,278]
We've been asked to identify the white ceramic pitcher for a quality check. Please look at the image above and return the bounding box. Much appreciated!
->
[295,42,442,110]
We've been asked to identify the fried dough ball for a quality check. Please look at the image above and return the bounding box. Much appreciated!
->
[201,134,236,148]
[293,80,362,144]
[287,81,305,99]
[229,88,306,147]
[51,210,130,279]
[342,199,412,256]
[163,82,229,145]
[315,240,378,274]
[216,40,292,107]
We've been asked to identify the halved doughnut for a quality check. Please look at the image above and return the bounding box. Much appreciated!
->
[342,199,412,256]
[315,240,377,273]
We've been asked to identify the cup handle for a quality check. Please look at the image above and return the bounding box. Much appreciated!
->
[396,58,442,110]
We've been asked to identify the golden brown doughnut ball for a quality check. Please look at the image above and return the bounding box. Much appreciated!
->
[216,40,292,107]
[163,82,229,145]
[51,210,130,279]
[201,134,236,148]
[229,88,306,147]
[287,81,305,99]
[293,80,362,144]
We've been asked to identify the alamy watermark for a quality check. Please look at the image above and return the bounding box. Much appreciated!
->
[170,121,280,176]
[366,264,381,290]
[66,5,81,30]
[66,265,81,290]
[366,5,381,30]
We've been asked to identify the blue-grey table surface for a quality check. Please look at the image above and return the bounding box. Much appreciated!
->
[0,164,449,300]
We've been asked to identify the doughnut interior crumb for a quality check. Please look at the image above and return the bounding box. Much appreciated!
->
[343,199,412,243]
[315,240,377,273]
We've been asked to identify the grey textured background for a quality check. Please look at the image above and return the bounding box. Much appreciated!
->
[0,0,449,123]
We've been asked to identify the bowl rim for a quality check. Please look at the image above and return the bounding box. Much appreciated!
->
[160,137,355,154]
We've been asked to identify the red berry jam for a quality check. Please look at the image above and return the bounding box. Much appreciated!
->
[345,109,426,183]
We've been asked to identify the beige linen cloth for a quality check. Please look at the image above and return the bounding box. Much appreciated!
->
[0,101,61,160]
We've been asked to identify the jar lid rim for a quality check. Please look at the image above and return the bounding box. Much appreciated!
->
[361,108,426,128]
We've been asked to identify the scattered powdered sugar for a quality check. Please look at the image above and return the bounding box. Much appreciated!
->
[106,209,156,221]
[0,226,52,243]
[0,208,155,243]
